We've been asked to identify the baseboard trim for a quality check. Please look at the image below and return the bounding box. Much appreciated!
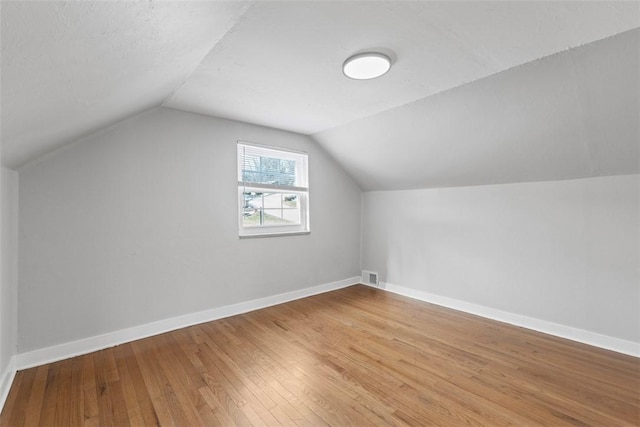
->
[16,277,360,370]
[371,281,639,358]
[0,356,16,412]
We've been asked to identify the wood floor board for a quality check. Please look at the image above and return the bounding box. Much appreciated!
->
[4,366,34,427]
[2,285,638,426]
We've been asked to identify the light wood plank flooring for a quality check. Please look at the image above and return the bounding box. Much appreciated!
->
[1,285,638,426]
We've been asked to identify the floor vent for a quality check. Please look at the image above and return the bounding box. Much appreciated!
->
[362,270,379,287]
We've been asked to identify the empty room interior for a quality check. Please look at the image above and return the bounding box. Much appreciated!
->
[0,1,639,425]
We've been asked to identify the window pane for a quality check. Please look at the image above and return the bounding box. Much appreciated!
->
[244,192,263,209]
[242,192,260,227]
[242,154,296,186]
[242,192,301,227]
[238,142,309,236]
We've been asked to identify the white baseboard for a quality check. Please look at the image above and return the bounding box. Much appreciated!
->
[371,281,639,358]
[16,277,360,370]
[0,356,16,412]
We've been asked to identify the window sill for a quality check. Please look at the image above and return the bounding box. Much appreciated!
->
[239,231,311,239]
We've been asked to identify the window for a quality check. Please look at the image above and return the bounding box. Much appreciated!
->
[237,142,309,237]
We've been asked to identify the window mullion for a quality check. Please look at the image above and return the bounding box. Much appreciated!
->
[238,141,309,237]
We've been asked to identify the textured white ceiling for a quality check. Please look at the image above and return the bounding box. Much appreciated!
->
[1,1,639,191]
[314,29,640,190]
[1,0,250,167]
[165,1,639,134]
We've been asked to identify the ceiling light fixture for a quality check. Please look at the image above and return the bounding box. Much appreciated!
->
[343,52,391,80]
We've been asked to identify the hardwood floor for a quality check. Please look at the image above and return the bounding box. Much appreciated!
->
[2,285,638,426]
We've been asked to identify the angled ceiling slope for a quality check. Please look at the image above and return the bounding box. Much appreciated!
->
[2,1,639,187]
[165,1,639,135]
[1,0,251,168]
[314,29,640,191]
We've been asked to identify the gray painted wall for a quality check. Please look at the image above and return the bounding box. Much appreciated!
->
[1,167,18,377]
[13,105,639,356]
[362,175,640,343]
[18,108,362,353]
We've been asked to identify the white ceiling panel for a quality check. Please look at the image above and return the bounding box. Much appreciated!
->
[2,1,638,190]
[313,29,640,191]
[1,0,250,167]
[165,1,639,135]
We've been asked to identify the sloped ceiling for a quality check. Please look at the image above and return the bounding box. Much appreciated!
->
[1,0,251,167]
[165,1,639,135]
[315,29,640,190]
[2,1,639,191]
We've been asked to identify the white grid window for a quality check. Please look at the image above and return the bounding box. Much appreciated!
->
[237,142,309,237]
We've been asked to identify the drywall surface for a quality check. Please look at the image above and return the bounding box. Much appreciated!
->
[315,29,640,191]
[1,167,18,381]
[1,1,251,168]
[362,175,640,343]
[18,108,362,353]
[167,1,639,135]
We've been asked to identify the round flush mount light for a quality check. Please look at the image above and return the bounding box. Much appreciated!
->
[343,52,391,80]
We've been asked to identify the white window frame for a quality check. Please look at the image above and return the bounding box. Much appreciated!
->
[237,141,310,238]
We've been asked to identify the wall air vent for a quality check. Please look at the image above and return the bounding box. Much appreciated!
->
[362,270,379,287]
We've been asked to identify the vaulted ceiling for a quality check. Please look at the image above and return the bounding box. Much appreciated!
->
[2,1,639,190]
